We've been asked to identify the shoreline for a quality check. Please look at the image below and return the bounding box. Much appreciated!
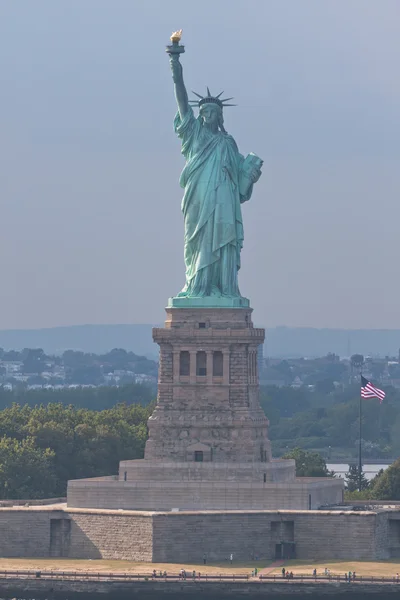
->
[0,577,399,599]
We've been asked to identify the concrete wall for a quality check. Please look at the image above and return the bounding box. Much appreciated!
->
[0,505,394,563]
[152,510,384,563]
[118,459,296,483]
[69,511,153,560]
[294,512,378,560]
[0,506,153,561]
[67,474,343,511]
[0,508,52,557]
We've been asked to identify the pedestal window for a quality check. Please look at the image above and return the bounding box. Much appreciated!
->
[196,351,207,376]
[213,351,223,376]
[179,351,190,376]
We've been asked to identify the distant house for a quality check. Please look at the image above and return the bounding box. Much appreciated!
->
[291,376,303,389]
[135,374,157,384]
[1,361,23,375]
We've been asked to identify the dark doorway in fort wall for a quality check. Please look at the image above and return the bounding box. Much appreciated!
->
[50,518,71,557]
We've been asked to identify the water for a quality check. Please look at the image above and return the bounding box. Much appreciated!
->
[327,463,389,481]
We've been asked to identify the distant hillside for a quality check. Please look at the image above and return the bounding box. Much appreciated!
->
[0,324,158,358]
[0,324,399,359]
[266,326,400,358]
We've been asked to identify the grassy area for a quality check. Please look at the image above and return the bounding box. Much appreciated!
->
[270,560,400,577]
[1,558,400,577]
[0,558,269,575]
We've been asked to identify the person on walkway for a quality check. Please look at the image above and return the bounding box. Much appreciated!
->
[345,573,348,582]
[313,568,317,578]
[282,567,286,578]
[348,571,352,582]
[203,553,207,565]
[352,571,356,581]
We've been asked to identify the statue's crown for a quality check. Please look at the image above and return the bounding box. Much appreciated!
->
[189,87,236,109]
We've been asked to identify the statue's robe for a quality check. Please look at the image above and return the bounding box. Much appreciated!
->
[174,107,253,298]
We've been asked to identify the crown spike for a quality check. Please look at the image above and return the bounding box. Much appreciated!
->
[190,87,236,109]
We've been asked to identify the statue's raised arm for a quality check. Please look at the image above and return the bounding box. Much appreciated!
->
[166,30,188,119]
[170,56,189,118]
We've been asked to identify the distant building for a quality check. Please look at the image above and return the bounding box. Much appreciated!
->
[291,376,303,389]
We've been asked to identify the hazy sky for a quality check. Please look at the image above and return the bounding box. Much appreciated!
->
[1,0,399,330]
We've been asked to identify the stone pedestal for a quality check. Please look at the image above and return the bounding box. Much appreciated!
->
[145,307,271,464]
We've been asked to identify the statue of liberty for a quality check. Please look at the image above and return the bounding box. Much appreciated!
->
[167,32,263,307]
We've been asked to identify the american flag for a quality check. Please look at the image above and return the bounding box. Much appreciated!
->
[361,375,385,403]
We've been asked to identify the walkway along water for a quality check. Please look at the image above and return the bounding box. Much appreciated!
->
[0,569,399,598]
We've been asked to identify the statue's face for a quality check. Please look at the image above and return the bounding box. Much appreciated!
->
[200,104,220,126]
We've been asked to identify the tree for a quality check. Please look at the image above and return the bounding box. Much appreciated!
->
[282,447,331,477]
[0,401,154,498]
[322,361,347,381]
[22,348,46,374]
[344,488,372,501]
[0,436,57,499]
[261,386,310,418]
[273,361,293,385]
[345,464,369,491]
[67,365,103,385]
[314,378,335,394]
[2,350,21,361]
[368,468,385,491]
[371,458,400,500]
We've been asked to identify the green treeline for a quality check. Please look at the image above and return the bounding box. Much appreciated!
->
[0,402,152,499]
[260,384,400,458]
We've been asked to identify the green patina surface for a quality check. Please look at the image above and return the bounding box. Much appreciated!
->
[168,296,250,309]
[167,35,263,308]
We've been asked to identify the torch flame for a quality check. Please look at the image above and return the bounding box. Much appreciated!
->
[170,29,183,43]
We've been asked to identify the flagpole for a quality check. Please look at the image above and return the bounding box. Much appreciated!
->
[359,371,362,492]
